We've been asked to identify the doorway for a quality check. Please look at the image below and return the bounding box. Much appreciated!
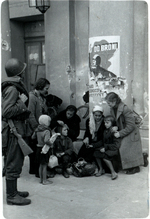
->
[24,21,45,91]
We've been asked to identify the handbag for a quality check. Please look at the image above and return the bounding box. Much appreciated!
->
[48,149,58,168]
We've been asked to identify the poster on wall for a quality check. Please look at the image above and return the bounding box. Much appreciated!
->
[89,36,128,110]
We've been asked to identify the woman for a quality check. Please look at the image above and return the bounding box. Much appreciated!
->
[51,105,81,142]
[28,78,50,176]
[78,105,105,175]
[105,92,144,174]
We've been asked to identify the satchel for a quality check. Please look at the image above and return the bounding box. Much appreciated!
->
[72,158,96,177]
[48,149,58,168]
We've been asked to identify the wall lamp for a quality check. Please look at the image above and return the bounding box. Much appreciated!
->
[28,0,50,14]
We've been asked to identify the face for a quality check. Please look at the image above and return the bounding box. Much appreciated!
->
[61,127,68,136]
[39,84,50,97]
[106,100,116,108]
[93,111,103,122]
[66,110,74,119]
[104,120,112,129]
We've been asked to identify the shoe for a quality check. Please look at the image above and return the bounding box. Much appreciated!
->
[17,191,29,198]
[95,172,102,177]
[111,172,118,180]
[143,152,148,167]
[7,194,31,205]
[63,171,70,178]
[126,166,140,174]
[47,170,55,178]
[42,180,53,185]
[95,169,105,177]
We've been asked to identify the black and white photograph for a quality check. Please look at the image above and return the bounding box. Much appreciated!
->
[1,0,149,218]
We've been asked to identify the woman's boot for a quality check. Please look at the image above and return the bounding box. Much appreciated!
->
[6,179,31,205]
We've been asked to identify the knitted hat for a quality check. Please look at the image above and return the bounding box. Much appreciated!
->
[5,58,27,77]
[39,115,51,127]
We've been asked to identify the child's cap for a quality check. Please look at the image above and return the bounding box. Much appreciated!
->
[39,115,51,126]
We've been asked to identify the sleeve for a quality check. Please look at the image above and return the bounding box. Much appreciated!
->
[64,138,73,155]
[83,119,91,139]
[2,86,28,119]
[68,116,81,141]
[119,106,136,138]
[92,140,103,149]
[44,130,52,146]
[28,93,38,130]
[31,131,37,140]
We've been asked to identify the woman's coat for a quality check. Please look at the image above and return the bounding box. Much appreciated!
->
[110,101,144,169]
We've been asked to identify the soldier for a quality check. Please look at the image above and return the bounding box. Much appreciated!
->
[2,58,31,205]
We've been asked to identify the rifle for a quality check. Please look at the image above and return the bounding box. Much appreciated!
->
[7,119,33,156]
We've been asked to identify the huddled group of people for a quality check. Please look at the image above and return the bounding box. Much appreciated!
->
[2,58,148,206]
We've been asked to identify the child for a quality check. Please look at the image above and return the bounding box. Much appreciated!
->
[93,115,121,180]
[32,115,60,185]
[53,121,73,178]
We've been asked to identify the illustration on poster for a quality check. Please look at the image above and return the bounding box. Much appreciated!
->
[89,36,128,104]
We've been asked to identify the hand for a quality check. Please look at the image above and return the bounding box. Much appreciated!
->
[57,120,64,126]
[100,148,105,153]
[111,126,118,133]
[19,93,28,103]
[56,153,61,158]
[87,144,93,148]
[83,137,89,146]
[114,131,120,138]
[60,152,65,156]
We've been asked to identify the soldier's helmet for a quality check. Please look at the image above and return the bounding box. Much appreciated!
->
[5,58,27,77]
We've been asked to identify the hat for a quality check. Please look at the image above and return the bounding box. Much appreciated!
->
[5,58,27,77]
[92,105,104,113]
[39,115,51,127]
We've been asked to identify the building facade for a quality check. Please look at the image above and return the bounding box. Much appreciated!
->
[1,0,148,126]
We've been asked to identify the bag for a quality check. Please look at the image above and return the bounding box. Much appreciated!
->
[41,144,50,154]
[72,158,96,177]
[48,155,58,168]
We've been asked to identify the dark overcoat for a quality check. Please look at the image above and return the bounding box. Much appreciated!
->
[110,101,144,169]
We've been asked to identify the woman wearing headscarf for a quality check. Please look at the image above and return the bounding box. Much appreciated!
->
[105,92,145,174]
[51,105,81,142]
[78,105,105,170]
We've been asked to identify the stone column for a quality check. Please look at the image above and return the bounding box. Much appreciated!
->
[1,0,11,80]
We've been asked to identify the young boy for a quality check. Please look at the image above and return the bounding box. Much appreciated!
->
[32,115,59,185]
[93,115,121,180]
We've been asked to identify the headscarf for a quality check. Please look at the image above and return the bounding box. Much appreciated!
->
[89,105,104,139]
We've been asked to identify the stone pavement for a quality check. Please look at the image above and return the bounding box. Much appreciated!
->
[1,129,149,219]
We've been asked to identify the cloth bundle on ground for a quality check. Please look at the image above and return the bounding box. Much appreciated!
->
[71,158,96,177]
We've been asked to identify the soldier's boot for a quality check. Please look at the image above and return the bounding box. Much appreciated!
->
[6,179,31,205]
